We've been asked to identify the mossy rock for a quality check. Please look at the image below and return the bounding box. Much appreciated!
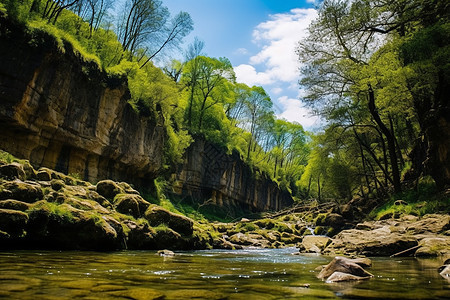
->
[315,213,328,226]
[0,199,31,211]
[254,218,275,229]
[50,179,65,191]
[236,221,258,233]
[113,193,150,218]
[0,208,28,236]
[144,206,194,236]
[26,202,123,250]
[87,191,111,208]
[0,163,26,181]
[2,180,43,203]
[126,221,156,249]
[274,222,293,233]
[153,226,185,249]
[96,180,122,200]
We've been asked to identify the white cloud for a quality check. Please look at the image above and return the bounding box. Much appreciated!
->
[234,64,273,86]
[234,47,249,55]
[276,96,319,129]
[271,87,283,95]
[235,8,317,86]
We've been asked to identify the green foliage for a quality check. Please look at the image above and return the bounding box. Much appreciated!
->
[369,177,450,219]
[0,150,18,164]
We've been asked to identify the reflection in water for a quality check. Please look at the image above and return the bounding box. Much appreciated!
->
[0,248,448,299]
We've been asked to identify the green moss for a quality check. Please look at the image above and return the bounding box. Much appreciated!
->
[254,218,275,229]
[236,222,257,233]
[273,222,293,234]
[28,201,75,222]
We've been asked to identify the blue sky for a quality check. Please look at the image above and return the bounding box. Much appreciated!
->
[163,0,319,129]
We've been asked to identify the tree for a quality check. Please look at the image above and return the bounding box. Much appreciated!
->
[139,11,193,67]
[116,0,168,56]
[297,0,424,194]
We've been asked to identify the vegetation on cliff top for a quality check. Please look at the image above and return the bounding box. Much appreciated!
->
[1,0,449,214]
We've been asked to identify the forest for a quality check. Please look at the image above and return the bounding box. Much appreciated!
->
[1,0,449,213]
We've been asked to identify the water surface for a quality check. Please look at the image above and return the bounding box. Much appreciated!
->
[0,248,448,299]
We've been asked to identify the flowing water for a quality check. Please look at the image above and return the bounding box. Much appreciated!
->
[0,248,448,299]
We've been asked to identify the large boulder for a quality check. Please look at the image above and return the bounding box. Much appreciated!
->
[0,162,26,181]
[113,194,150,218]
[406,214,450,234]
[96,180,122,200]
[0,199,31,211]
[0,208,28,236]
[228,232,271,248]
[26,203,123,250]
[415,236,450,257]
[125,220,156,249]
[1,180,43,203]
[323,225,418,256]
[144,206,194,235]
[318,257,373,282]
[300,235,331,254]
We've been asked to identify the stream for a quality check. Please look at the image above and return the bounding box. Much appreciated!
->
[0,248,448,299]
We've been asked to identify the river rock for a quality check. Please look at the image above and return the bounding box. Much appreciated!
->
[318,257,373,282]
[0,163,26,181]
[1,180,43,203]
[144,206,193,235]
[326,271,371,282]
[113,193,150,218]
[415,236,450,257]
[157,249,175,256]
[323,226,418,256]
[0,199,31,211]
[0,208,28,236]
[300,235,331,254]
[406,214,450,234]
[96,180,122,200]
[228,232,271,248]
[26,203,121,250]
[439,265,450,281]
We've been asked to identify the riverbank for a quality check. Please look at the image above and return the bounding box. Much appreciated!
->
[0,156,307,251]
[2,153,450,257]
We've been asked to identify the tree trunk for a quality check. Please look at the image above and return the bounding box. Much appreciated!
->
[368,85,402,193]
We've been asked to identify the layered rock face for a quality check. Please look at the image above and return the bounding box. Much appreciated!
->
[0,17,292,212]
[173,138,294,211]
[0,18,164,186]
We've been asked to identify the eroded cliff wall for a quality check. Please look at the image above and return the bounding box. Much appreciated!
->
[0,17,293,211]
[173,138,294,212]
[0,18,165,186]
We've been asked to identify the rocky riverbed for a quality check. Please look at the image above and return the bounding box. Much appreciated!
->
[300,214,450,258]
[2,157,450,258]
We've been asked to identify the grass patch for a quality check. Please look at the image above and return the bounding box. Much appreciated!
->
[369,179,450,220]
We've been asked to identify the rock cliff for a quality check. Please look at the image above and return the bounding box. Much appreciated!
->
[0,17,165,186]
[173,138,293,212]
[0,16,292,212]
